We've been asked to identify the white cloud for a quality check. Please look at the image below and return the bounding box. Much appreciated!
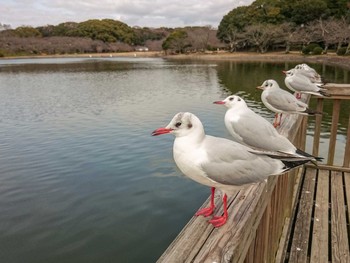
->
[0,0,254,28]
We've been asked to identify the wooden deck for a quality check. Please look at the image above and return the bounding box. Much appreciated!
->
[281,166,350,262]
[157,83,350,263]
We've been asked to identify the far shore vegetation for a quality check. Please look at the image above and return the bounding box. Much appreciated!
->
[1,0,350,58]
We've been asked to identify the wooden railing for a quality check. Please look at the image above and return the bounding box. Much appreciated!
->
[310,84,350,169]
[275,84,350,263]
[157,84,350,263]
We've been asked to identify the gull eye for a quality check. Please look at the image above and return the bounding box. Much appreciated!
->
[229,97,234,101]
[175,122,182,128]
[237,98,241,101]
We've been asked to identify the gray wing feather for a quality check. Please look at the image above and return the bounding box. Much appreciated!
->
[229,110,294,152]
[266,91,307,112]
[288,74,320,92]
[201,136,284,186]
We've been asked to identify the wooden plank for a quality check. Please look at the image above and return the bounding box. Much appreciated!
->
[288,167,317,263]
[344,172,350,232]
[273,169,305,263]
[306,163,350,173]
[192,179,276,263]
[274,173,293,260]
[312,98,324,157]
[343,115,350,167]
[156,196,222,262]
[298,116,308,151]
[244,239,255,263]
[275,217,291,263]
[267,176,281,262]
[331,171,350,262]
[310,169,329,262]
[252,203,270,263]
[327,100,341,165]
[344,172,350,249]
[323,83,350,97]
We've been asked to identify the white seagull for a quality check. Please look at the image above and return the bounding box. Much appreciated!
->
[257,79,321,127]
[293,63,323,83]
[152,112,312,227]
[283,68,330,98]
[213,95,321,160]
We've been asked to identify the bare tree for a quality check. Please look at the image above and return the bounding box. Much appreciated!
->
[221,24,245,52]
[333,17,350,53]
[279,23,298,53]
[244,24,282,53]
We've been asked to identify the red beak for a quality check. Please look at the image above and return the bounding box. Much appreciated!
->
[213,101,225,104]
[282,70,287,74]
[151,127,173,136]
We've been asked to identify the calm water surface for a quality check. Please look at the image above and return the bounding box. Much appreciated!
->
[0,57,348,263]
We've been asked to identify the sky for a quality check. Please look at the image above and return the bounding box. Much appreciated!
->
[1,0,254,29]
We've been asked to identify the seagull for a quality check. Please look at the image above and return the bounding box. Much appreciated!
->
[213,95,321,160]
[283,68,330,98]
[256,79,322,127]
[152,112,312,227]
[293,63,323,83]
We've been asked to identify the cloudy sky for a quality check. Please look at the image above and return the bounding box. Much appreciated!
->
[1,0,254,29]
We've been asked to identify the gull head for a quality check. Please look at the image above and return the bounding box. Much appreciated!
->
[282,69,295,76]
[213,95,247,109]
[295,63,312,71]
[257,79,280,91]
[152,112,204,138]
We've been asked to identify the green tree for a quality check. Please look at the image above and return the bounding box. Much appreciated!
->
[248,0,285,24]
[325,0,350,18]
[76,19,135,43]
[133,27,167,45]
[51,22,80,37]
[217,6,251,45]
[280,0,328,25]
[162,30,189,53]
[14,26,42,37]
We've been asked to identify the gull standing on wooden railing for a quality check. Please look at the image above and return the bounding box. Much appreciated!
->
[257,79,322,127]
[213,95,322,161]
[152,112,313,227]
[283,68,330,98]
[293,63,323,84]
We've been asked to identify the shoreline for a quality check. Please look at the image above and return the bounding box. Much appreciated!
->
[164,51,350,70]
[2,51,350,70]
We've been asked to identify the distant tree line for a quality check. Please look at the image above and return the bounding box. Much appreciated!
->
[0,0,350,56]
[217,0,350,54]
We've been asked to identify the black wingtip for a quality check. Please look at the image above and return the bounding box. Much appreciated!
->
[282,159,310,171]
[305,108,323,116]
[319,90,331,97]
[296,149,323,162]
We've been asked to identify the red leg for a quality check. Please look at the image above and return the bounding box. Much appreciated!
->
[296,93,301,99]
[273,113,278,128]
[209,194,228,227]
[195,187,215,217]
[277,113,283,127]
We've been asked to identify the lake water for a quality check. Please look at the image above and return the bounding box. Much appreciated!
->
[0,57,348,263]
